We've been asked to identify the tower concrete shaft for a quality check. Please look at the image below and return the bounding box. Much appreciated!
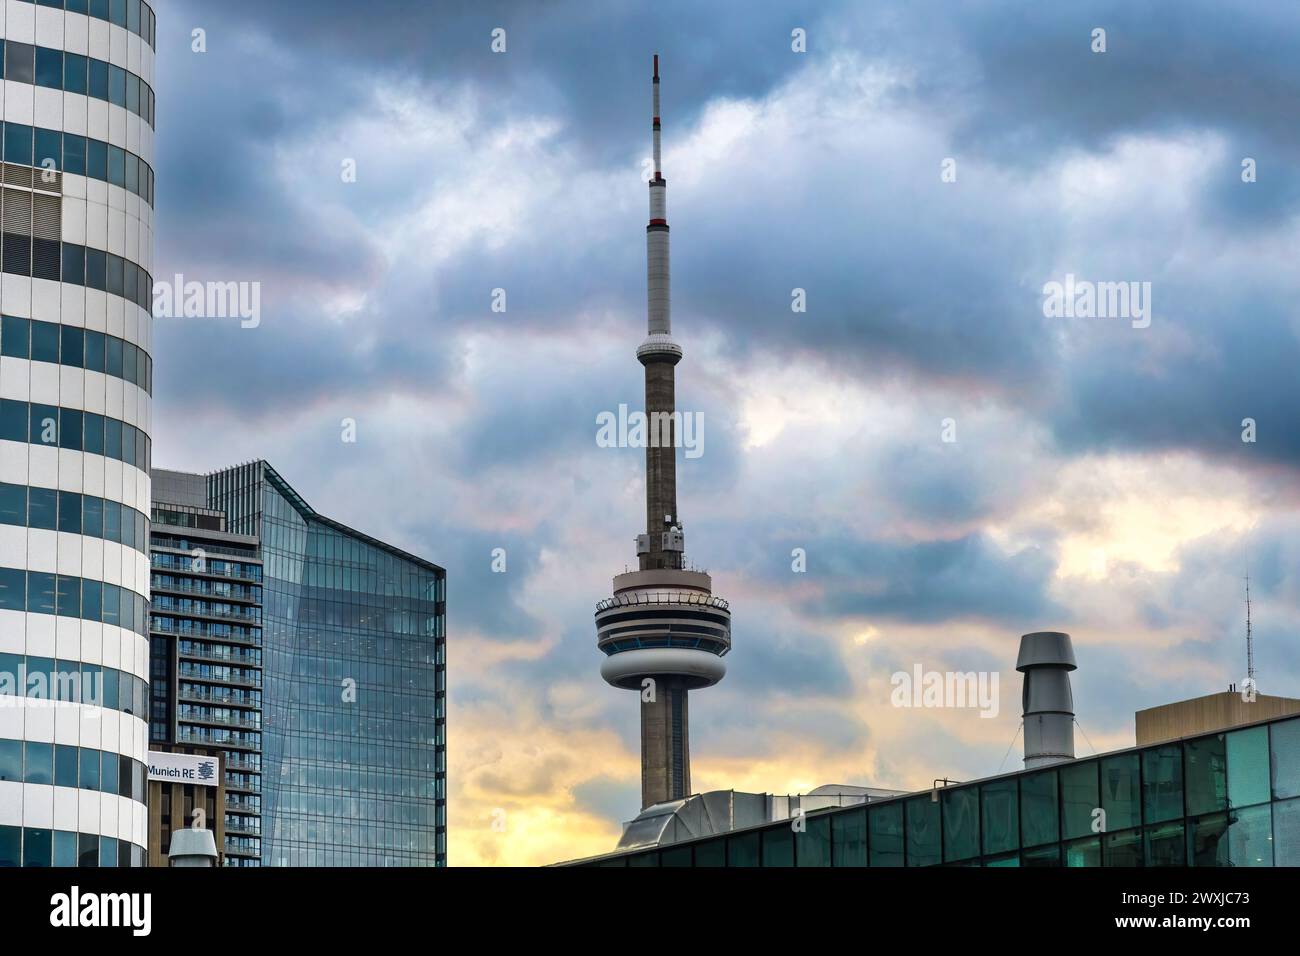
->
[596,56,732,811]
[641,677,691,807]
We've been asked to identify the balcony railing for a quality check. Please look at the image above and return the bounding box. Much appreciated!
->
[178,709,262,730]
[596,591,730,612]
[150,579,261,603]
[177,665,262,688]
[151,603,263,624]
[178,687,262,708]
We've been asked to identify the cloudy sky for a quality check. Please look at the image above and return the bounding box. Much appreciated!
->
[150,1,1300,865]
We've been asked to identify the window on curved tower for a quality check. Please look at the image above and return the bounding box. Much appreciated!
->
[0,484,22,525]
[28,488,57,531]
[0,568,23,610]
[5,43,35,86]
[23,742,53,785]
[64,52,88,95]
[0,737,21,781]
[34,128,61,173]
[1,315,29,358]
[34,47,62,90]
[27,572,56,614]
[86,137,107,180]
[108,65,126,108]
[108,145,125,188]
[88,58,108,101]
[63,134,86,177]
[30,321,58,363]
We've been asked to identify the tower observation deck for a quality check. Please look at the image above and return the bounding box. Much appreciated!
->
[595,56,732,810]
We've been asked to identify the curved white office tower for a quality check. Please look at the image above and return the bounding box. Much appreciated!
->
[0,0,158,867]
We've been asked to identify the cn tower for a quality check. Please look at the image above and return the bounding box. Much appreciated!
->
[595,56,733,809]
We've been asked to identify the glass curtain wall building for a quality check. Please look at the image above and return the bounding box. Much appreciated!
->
[572,715,1300,868]
[208,461,446,866]
[0,0,157,868]
[148,468,264,866]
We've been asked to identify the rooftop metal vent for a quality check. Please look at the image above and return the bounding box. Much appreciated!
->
[1017,631,1077,769]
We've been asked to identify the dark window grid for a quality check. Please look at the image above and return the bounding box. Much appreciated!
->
[0,238,152,312]
[4,318,152,395]
[0,122,155,207]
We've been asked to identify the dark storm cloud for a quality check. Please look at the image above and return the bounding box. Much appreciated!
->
[782,532,1062,626]
[153,0,1300,479]
[718,621,855,699]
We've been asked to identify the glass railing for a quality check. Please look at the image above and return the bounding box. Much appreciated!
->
[177,687,261,708]
[178,707,262,730]
[150,578,261,602]
[177,664,262,688]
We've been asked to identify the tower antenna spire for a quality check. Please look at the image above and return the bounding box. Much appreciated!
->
[1245,571,1255,685]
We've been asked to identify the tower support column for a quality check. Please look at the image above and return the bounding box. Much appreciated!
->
[641,677,691,807]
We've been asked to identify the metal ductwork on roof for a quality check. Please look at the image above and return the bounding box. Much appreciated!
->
[1017,631,1077,769]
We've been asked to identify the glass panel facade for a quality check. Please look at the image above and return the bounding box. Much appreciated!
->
[1144,820,1186,866]
[1064,836,1100,867]
[694,837,724,867]
[1103,828,1142,867]
[1226,725,1270,808]
[207,463,446,867]
[578,715,1300,868]
[1183,733,1226,816]
[981,778,1018,856]
[762,826,793,867]
[831,808,866,867]
[1060,760,1099,840]
[727,831,759,867]
[1270,718,1300,800]
[904,795,940,867]
[1020,770,1059,847]
[1142,744,1184,824]
[1100,752,1141,831]
[796,813,831,867]
[1273,797,1300,866]
[941,786,979,862]
[868,801,904,867]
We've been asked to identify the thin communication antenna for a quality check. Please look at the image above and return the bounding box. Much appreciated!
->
[1245,572,1255,685]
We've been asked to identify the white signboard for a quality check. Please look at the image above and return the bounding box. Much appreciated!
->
[147,751,219,788]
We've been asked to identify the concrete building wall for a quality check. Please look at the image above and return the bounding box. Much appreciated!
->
[1135,691,1300,746]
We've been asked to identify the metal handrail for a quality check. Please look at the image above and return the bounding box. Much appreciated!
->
[596,591,730,613]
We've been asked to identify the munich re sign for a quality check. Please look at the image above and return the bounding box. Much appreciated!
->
[147,751,219,788]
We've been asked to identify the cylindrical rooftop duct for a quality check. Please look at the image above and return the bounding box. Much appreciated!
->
[1017,631,1077,769]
